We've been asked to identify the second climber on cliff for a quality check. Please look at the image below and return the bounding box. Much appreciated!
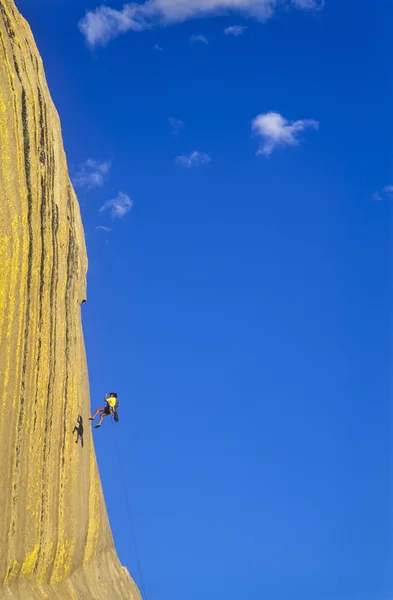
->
[89,393,119,428]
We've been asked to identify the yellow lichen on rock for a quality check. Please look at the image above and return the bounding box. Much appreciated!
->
[0,1,142,598]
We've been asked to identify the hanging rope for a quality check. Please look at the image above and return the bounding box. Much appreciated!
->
[85,304,149,600]
[110,417,149,600]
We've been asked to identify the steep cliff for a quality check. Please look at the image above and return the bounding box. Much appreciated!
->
[0,1,141,597]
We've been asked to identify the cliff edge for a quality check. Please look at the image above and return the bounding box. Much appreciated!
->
[0,1,141,597]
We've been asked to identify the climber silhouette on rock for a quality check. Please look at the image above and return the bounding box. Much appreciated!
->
[90,392,119,428]
[73,415,84,446]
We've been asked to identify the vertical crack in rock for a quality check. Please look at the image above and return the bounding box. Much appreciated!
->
[15,86,33,483]
[63,186,76,470]
[33,86,47,433]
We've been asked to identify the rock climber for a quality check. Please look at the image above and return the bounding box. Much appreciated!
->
[89,392,119,428]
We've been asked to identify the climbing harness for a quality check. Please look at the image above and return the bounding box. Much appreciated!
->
[86,305,149,600]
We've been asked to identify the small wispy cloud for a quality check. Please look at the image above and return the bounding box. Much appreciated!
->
[372,185,393,201]
[100,191,133,219]
[252,111,319,157]
[154,43,163,51]
[292,0,325,8]
[189,34,209,44]
[175,151,211,168]
[79,0,324,48]
[73,159,111,189]
[96,225,112,232]
[169,117,185,135]
[224,25,247,36]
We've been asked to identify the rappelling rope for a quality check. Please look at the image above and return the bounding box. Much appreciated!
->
[85,305,149,600]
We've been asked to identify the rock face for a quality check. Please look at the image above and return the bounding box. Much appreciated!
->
[0,1,141,598]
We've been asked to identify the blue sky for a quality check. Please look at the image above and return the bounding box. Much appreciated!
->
[17,0,391,598]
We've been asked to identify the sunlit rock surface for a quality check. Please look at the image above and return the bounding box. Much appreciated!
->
[0,1,141,597]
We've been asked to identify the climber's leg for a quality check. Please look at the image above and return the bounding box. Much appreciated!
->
[94,407,110,428]
[95,414,107,428]
[90,407,105,421]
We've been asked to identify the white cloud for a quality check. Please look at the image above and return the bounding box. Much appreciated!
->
[224,25,247,35]
[175,151,211,168]
[73,159,111,189]
[154,43,163,50]
[100,191,133,219]
[252,111,319,156]
[79,0,324,47]
[292,0,325,8]
[189,34,209,44]
[96,225,112,232]
[372,185,393,201]
[169,117,185,134]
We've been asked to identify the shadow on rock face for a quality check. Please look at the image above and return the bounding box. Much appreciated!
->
[73,415,84,448]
